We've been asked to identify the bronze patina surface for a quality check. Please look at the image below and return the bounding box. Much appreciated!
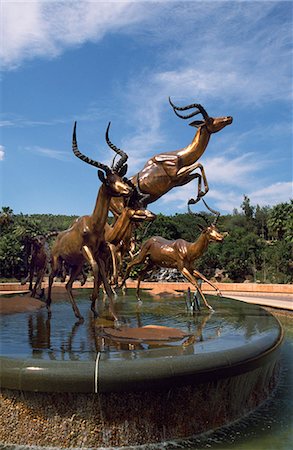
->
[109,98,233,216]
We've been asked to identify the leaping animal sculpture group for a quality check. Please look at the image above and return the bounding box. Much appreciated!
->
[26,97,232,323]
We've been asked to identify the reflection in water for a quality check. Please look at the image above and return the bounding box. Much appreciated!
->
[26,306,217,357]
[0,290,281,363]
[0,291,289,450]
[28,313,85,360]
[94,311,216,353]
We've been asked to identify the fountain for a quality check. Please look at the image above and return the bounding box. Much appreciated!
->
[0,99,287,448]
[0,289,284,448]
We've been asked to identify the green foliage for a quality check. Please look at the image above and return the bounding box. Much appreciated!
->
[0,207,78,280]
[141,214,180,241]
[267,200,293,242]
[0,200,292,283]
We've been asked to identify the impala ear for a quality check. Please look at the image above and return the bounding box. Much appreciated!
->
[98,170,106,183]
[197,223,205,230]
[118,164,128,177]
[189,120,205,128]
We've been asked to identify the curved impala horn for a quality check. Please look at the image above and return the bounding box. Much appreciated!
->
[187,198,209,226]
[169,97,209,120]
[72,122,110,173]
[202,199,220,225]
[105,122,128,173]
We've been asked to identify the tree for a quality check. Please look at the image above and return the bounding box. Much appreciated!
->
[0,202,291,283]
[241,195,255,220]
[142,214,180,241]
[255,205,270,239]
[268,200,293,242]
[0,206,14,232]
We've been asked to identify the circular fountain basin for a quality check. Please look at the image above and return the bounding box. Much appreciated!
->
[0,289,284,447]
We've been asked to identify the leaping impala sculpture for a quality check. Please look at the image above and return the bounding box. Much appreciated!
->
[110,98,233,216]
[120,199,227,311]
[47,122,133,323]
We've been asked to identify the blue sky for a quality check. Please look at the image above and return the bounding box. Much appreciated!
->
[1,0,292,217]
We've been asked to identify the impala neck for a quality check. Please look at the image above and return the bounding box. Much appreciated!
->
[178,125,211,164]
[190,232,209,259]
[106,208,132,244]
[91,184,112,232]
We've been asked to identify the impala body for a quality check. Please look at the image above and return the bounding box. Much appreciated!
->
[105,196,156,285]
[121,200,227,310]
[47,123,132,322]
[109,98,232,215]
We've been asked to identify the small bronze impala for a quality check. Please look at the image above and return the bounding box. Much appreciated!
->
[105,191,156,285]
[120,199,227,311]
[21,231,59,297]
[47,123,133,323]
[110,98,232,215]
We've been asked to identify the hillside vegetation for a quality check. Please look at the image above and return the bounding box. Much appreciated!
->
[0,197,292,284]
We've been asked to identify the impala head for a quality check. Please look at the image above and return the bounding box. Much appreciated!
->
[126,186,157,222]
[188,198,227,242]
[204,224,226,242]
[101,171,133,197]
[129,207,157,222]
[72,122,132,198]
[169,97,232,134]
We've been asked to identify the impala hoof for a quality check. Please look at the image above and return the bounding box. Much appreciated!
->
[114,319,122,329]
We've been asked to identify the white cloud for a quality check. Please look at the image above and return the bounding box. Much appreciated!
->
[1,1,147,70]
[2,1,291,109]
[249,182,293,207]
[202,154,263,187]
[26,146,69,161]
[0,145,5,160]
[158,179,292,215]
[200,182,293,213]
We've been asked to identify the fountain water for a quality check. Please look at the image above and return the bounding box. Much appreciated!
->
[0,288,284,448]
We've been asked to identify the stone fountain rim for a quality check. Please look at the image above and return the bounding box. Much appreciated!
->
[0,298,284,394]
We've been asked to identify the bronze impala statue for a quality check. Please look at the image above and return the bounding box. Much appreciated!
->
[120,199,227,311]
[21,231,59,298]
[105,191,156,285]
[47,122,133,323]
[110,98,233,215]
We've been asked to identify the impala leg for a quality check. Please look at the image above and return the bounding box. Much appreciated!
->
[192,269,222,296]
[96,256,118,322]
[80,267,87,286]
[136,261,154,303]
[65,264,84,321]
[181,267,213,311]
[108,243,118,285]
[47,256,60,313]
[197,163,209,197]
[90,274,99,317]
[82,246,101,317]
[28,261,34,291]
[31,269,44,298]
[177,162,209,199]
[120,251,147,289]
[82,245,118,322]
[60,261,67,282]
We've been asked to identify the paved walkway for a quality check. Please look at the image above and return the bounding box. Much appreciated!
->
[223,293,292,311]
[0,281,292,311]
